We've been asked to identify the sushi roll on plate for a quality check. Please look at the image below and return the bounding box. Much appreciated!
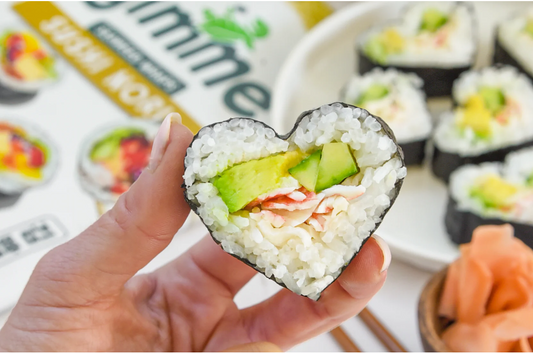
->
[494,7,533,82]
[341,68,432,165]
[432,66,533,183]
[184,102,406,300]
[357,2,476,97]
[446,147,533,248]
[79,121,156,213]
[0,118,58,206]
[0,28,60,105]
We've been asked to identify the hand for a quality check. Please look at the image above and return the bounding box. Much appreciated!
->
[0,114,391,351]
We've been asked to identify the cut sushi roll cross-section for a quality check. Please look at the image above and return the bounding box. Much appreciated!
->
[432,66,533,182]
[0,119,58,196]
[79,122,156,204]
[447,147,533,247]
[184,103,406,300]
[358,2,476,97]
[494,7,533,82]
[0,29,58,104]
[342,68,432,165]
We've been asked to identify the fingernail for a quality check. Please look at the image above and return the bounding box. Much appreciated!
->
[148,113,181,172]
[372,234,391,273]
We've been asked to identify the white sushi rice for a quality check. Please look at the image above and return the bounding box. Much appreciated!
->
[498,7,533,77]
[0,117,58,195]
[342,68,432,143]
[359,2,475,67]
[78,120,158,203]
[450,150,533,225]
[185,103,406,300]
[434,66,533,156]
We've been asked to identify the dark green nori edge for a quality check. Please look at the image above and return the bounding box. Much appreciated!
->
[356,2,477,98]
[445,195,533,249]
[182,102,405,301]
[400,139,427,166]
[432,138,533,184]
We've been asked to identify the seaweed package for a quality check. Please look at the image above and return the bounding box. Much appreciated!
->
[183,103,406,300]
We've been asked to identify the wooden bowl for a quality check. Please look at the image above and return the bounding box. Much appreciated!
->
[417,267,452,352]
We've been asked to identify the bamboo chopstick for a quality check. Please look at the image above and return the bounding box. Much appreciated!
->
[330,326,361,352]
[358,308,407,352]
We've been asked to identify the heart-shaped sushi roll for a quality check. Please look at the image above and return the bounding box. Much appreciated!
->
[184,103,406,300]
[79,121,156,209]
[0,118,58,200]
[432,66,533,183]
[494,7,533,82]
[357,2,476,97]
[0,28,60,104]
[341,68,432,165]
[447,147,533,248]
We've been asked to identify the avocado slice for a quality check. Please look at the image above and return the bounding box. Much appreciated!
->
[289,149,322,192]
[479,86,506,115]
[459,95,492,139]
[420,8,448,33]
[357,84,389,106]
[525,20,533,37]
[315,143,359,192]
[90,128,144,161]
[213,151,303,213]
[364,29,404,64]
[470,175,517,209]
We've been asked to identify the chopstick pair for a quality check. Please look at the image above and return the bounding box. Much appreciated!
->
[330,308,408,352]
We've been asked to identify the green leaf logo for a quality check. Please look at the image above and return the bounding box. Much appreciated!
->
[199,7,269,49]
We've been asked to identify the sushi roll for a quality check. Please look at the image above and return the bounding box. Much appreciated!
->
[0,29,59,105]
[357,2,476,97]
[494,8,533,82]
[0,118,58,205]
[183,103,406,300]
[446,147,533,248]
[79,121,156,210]
[432,66,533,183]
[341,68,432,165]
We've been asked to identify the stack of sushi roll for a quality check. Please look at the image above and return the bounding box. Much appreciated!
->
[184,103,406,300]
[79,121,156,212]
[341,68,432,165]
[0,118,58,206]
[494,7,533,82]
[447,147,533,248]
[0,29,59,105]
[357,2,476,97]
[432,66,533,182]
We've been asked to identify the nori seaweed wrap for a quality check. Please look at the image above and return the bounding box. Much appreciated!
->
[432,66,533,183]
[446,147,533,248]
[183,102,406,300]
[357,2,476,97]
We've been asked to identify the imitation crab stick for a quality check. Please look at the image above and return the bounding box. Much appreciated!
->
[439,224,533,352]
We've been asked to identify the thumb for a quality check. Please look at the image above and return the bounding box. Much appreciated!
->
[29,113,194,302]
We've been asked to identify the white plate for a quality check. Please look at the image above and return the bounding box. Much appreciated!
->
[271,1,531,272]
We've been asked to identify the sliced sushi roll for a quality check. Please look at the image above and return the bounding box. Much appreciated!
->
[79,121,156,205]
[494,8,533,81]
[184,103,406,300]
[432,66,533,183]
[341,68,432,165]
[447,147,533,248]
[0,118,58,201]
[0,29,59,105]
[357,2,476,97]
